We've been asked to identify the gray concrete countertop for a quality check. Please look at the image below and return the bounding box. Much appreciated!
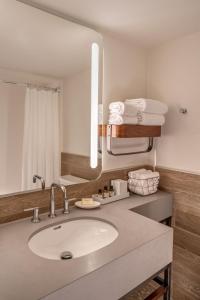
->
[0,191,173,300]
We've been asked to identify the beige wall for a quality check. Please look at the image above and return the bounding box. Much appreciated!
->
[147,31,200,174]
[102,35,153,170]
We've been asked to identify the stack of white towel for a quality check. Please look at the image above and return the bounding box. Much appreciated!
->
[128,168,160,196]
[109,98,168,125]
[98,104,103,124]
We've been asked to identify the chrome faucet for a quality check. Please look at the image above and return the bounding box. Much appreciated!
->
[49,183,69,218]
[33,175,45,190]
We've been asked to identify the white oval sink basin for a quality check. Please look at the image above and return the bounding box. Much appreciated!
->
[28,218,118,260]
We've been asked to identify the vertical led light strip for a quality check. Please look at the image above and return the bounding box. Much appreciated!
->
[90,42,99,168]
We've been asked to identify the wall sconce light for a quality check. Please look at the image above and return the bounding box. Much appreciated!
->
[90,42,99,168]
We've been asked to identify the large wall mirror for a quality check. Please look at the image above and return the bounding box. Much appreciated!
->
[0,0,103,196]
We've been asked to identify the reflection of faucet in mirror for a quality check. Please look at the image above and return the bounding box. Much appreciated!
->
[33,175,45,190]
[49,183,69,218]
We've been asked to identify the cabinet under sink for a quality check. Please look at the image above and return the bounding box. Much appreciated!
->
[130,196,172,225]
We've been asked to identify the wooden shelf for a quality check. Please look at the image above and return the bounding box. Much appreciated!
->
[99,124,161,138]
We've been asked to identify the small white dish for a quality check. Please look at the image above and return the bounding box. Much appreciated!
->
[75,200,101,209]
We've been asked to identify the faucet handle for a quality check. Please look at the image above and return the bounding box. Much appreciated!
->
[24,207,41,223]
[63,199,69,214]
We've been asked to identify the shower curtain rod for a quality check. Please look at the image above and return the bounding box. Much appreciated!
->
[0,79,60,92]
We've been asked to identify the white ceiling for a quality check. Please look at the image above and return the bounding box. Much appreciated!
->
[18,0,200,48]
[0,0,101,78]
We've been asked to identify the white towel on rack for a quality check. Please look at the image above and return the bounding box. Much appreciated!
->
[109,113,139,125]
[138,112,165,125]
[98,104,103,124]
[125,98,168,115]
[109,112,164,125]
[109,101,138,116]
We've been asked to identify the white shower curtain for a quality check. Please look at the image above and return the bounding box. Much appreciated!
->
[22,87,60,190]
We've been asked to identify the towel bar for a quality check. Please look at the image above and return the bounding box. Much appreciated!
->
[106,125,154,156]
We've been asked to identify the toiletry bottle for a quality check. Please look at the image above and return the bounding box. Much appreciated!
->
[109,185,115,197]
[103,186,109,198]
[98,189,103,198]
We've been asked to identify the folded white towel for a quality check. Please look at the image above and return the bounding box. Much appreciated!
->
[109,101,138,116]
[109,112,164,126]
[125,98,168,115]
[138,112,165,126]
[109,113,138,125]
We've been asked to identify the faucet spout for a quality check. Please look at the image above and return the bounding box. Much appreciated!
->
[33,175,45,190]
[49,183,69,218]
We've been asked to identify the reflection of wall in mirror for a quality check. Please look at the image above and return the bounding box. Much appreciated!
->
[61,68,101,179]
[62,68,91,157]
[0,66,99,195]
[0,68,61,195]
[60,68,101,179]
[0,84,25,194]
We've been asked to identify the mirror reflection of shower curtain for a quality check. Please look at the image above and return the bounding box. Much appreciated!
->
[22,87,60,190]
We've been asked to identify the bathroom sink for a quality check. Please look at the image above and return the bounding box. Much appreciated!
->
[28,218,118,260]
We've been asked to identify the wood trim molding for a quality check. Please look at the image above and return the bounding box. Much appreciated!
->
[99,125,161,138]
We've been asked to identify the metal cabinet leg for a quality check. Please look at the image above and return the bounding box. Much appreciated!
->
[120,263,172,300]
[164,264,172,300]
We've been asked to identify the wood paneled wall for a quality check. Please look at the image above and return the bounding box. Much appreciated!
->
[0,165,146,224]
[157,167,200,300]
[61,152,102,180]
[1,164,199,299]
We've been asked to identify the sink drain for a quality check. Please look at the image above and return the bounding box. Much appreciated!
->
[60,251,73,260]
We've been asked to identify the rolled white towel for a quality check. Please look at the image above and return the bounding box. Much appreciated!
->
[109,101,138,116]
[98,104,103,124]
[128,169,149,178]
[128,169,152,179]
[128,169,159,179]
[135,187,149,195]
[129,185,158,196]
[125,98,168,115]
[138,112,165,126]
[139,171,159,179]
[109,113,138,125]
[128,178,149,188]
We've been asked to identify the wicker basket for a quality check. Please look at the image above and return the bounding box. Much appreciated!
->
[128,175,159,196]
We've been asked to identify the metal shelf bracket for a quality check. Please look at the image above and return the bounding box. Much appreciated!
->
[106,125,154,156]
